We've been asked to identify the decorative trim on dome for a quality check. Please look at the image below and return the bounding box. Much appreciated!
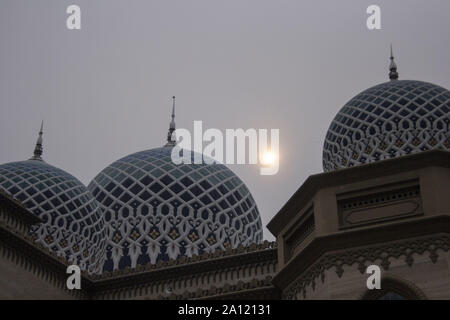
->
[89,240,276,280]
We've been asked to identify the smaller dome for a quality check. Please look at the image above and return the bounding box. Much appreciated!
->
[0,124,106,273]
[0,160,107,273]
[323,80,450,171]
[323,50,450,171]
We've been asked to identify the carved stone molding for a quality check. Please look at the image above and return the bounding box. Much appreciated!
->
[283,234,450,299]
[338,183,422,229]
[156,276,278,300]
[92,240,276,281]
[92,253,277,299]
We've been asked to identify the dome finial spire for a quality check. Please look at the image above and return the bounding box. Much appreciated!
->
[31,120,44,161]
[165,96,176,146]
[389,44,399,80]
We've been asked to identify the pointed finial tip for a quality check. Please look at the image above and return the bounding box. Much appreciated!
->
[388,44,399,80]
[165,97,177,146]
[31,120,44,161]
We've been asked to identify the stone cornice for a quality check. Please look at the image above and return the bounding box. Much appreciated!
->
[201,286,280,300]
[158,276,280,300]
[90,244,277,293]
[283,233,449,299]
[273,215,450,292]
[268,150,450,235]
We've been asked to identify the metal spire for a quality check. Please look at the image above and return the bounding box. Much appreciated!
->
[30,120,44,161]
[389,44,399,80]
[165,96,177,146]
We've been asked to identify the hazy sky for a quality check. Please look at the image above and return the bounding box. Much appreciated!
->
[1,0,449,240]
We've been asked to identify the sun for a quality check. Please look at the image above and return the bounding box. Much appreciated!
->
[260,151,276,166]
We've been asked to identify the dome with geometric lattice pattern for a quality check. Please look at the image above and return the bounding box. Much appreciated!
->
[88,98,263,272]
[0,124,107,273]
[323,51,450,171]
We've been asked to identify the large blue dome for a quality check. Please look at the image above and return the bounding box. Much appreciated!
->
[0,159,107,273]
[323,80,450,171]
[88,146,263,271]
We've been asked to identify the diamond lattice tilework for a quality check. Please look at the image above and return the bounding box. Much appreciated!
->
[323,80,450,171]
[88,147,263,271]
[0,160,107,273]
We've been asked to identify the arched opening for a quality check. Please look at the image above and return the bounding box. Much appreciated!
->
[361,275,427,300]
[377,292,407,300]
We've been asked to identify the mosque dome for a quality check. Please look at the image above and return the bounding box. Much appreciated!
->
[88,98,263,271]
[323,48,450,171]
[0,123,107,273]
